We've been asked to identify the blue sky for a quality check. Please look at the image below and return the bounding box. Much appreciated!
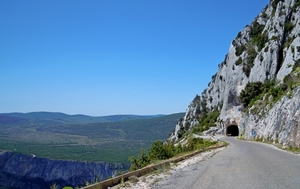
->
[0,0,269,116]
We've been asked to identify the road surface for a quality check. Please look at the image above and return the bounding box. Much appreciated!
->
[156,137,300,189]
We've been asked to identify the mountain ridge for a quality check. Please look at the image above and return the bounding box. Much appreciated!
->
[169,0,300,148]
[0,111,166,124]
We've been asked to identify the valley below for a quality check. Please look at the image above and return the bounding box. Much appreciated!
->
[0,112,184,189]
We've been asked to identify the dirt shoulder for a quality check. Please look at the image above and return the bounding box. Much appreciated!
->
[110,146,226,189]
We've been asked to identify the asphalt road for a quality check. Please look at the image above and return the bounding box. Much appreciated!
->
[156,137,300,189]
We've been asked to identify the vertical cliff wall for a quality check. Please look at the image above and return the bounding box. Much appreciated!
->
[0,151,128,189]
[169,0,300,147]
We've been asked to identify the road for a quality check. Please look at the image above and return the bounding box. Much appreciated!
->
[155,137,300,189]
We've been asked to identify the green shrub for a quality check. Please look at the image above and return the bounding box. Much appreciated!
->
[240,82,263,108]
[250,22,268,51]
[284,35,296,49]
[129,136,218,171]
[293,59,300,71]
[256,32,268,51]
[240,44,257,77]
[187,138,203,151]
[192,110,220,134]
[148,141,174,160]
[240,79,292,110]
[249,21,264,38]
[293,0,300,11]
[270,84,288,102]
[247,45,257,65]
[235,44,246,56]
[235,57,243,65]
[284,21,295,32]
[272,0,283,10]
[129,150,150,171]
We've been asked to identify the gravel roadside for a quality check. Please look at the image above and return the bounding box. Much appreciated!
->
[110,147,226,189]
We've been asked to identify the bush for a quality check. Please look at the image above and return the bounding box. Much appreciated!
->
[187,138,203,150]
[235,57,243,65]
[270,84,288,102]
[272,0,283,10]
[262,80,275,92]
[249,21,264,39]
[129,150,150,171]
[129,137,217,171]
[235,44,246,56]
[240,44,257,77]
[247,45,257,65]
[293,59,300,72]
[192,110,220,134]
[293,0,300,11]
[284,36,296,49]
[284,21,295,32]
[256,32,268,51]
[250,21,268,51]
[240,79,291,110]
[148,141,174,160]
[240,82,263,107]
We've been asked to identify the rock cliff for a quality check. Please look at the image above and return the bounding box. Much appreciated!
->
[169,0,300,148]
[0,151,128,189]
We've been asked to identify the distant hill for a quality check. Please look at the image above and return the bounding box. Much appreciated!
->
[0,111,164,124]
[0,112,184,163]
[0,115,28,124]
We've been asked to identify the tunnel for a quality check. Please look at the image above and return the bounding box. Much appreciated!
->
[226,125,239,136]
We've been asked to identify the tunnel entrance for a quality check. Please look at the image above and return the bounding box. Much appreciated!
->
[226,125,239,136]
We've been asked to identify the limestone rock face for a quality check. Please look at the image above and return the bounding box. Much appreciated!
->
[169,0,300,148]
[239,86,300,147]
[0,151,128,189]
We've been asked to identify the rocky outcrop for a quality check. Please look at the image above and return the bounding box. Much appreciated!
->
[240,85,300,147]
[0,151,129,189]
[169,0,300,148]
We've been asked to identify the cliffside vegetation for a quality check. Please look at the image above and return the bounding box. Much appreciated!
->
[239,80,289,110]
[129,138,217,171]
[128,108,221,171]
[240,66,300,115]
[191,110,220,134]
[234,20,266,78]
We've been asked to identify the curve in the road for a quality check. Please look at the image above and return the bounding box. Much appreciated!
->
[156,137,300,189]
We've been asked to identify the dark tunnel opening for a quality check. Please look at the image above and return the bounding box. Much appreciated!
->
[226,125,239,136]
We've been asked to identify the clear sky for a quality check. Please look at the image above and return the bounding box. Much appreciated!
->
[0,0,269,116]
